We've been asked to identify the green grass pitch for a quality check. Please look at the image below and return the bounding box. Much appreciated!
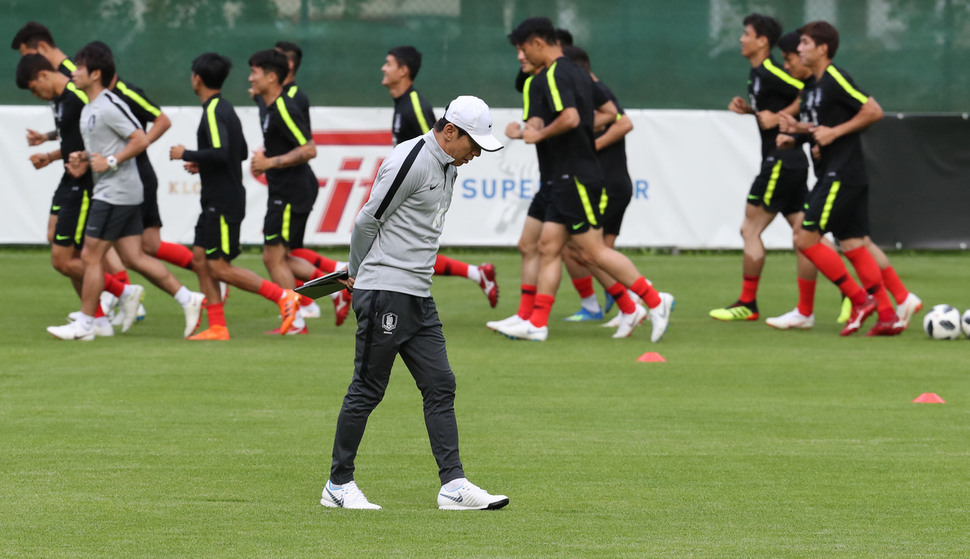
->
[2,247,969,557]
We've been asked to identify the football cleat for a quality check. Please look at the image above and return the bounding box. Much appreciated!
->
[648,292,675,343]
[486,314,525,332]
[895,293,922,329]
[866,319,905,337]
[332,289,351,326]
[188,325,230,341]
[320,480,381,510]
[119,285,145,333]
[182,292,206,338]
[92,317,114,338]
[613,304,647,339]
[564,307,604,322]
[603,291,616,314]
[765,309,815,330]
[277,289,300,335]
[264,323,309,335]
[300,300,322,319]
[709,302,758,321]
[836,296,852,324]
[840,295,877,336]
[136,302,147,322]
[497,319,548,341]
[602,313,622,328]
[437,480,509,511]
[478,263,499,308]
[47,320,95,341]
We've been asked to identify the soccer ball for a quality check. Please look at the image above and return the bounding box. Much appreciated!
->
[962,309,970,338]
[923,305,962,340]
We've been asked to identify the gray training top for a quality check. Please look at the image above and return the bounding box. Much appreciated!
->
[79,89,144,205]
[349,130,457,297]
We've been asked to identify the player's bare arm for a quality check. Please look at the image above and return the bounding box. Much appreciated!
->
[26,128,56,146]
[145,111,172,145]
[250,142,317,175]
[728,96,753,114]
[522,107,579,144]
[29,148,62,170]
[593,100,618,132]
[595,113,633,151]
[169,144,186,160]
[811,96,883,147]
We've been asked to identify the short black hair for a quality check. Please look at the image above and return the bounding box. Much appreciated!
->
[555,28,573,47]
[387,45,422,81]
[799,21,840,59]
[743,13,782,48]
[192,52,232,89]
[248,49,288,85]
[562,45,590,73]
[275,41,302,75]
[74,41,115,87]
[433,116,469,138]
[15,53,55,89]
[11,21,55,50]
[508,17,557,47]
[777,31,801,55]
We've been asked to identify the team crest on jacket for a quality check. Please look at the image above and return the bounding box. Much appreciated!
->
[381,312,398,333]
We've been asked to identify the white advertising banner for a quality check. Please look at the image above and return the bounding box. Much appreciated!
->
[0,105,801,249]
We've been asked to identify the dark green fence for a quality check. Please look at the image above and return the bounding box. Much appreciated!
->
[4,0,968,112]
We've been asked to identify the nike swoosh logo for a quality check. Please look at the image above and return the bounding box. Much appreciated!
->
[55,234,71,241]
[571,222,584,230]
[326,488,344,507]
[205,248,218,255]
[265,234,279,241]
[51,205,61,211]
[803,221,816,226]
[439,492,463,503]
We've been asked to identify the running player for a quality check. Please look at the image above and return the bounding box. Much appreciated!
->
[380,45,499,307]
[498,17,674,342]
[708,14,815,324]
[169,52,301,340]
[248,49,317,335]
[10,22,75,77]
[779,21,900,336]
[48,41,204,340]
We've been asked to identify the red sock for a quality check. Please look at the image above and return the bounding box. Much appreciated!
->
[258,279,284,303]
[881,266,909,304]
[155,242,193,270]
[845,246,894,321]
[103,273,125,297]
[517,284,536,320]
[530,294,555,328]
[94,304,105,318]
[739,275,760,304]
[801,243,866,304]
[571,275,595,299]
[206,302,226,327]
[607,283,636,314]
[309,268,326,280]
[291,248,338,273]
[113,270,130,284]
[629,277,662,309]
[433,255,469,277]
[797,278,816,317]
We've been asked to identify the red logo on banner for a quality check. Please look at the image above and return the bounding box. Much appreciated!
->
[250,130,393,234]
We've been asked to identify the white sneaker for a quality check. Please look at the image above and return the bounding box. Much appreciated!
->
[437,480,509,510]
[47,320,95,341]
[182,292,206,338]
[92,316,114,337]
[486,314,525,332]
[498,319,548,341]
[67,310,82,322]
[895,293,922,328]
[648,292,675,343]
[100,292,119,324]
[119,285,145,333]
[613,304,647,339]
[137,303,147,322]
[765,308,815,330]
[602,313,622,328]
[300,301,322,319]
[320,480,382,510]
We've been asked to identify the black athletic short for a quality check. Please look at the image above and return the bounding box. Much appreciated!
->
[600,175,632,237]
[194,209,241,261]
[526,186,551,221]
[801,171,870,240]
[85,200,143,242]
[747,157,809,216]
[138,157,163,229]
[543,175,603,235]
[52,186,90,248]
[263,195,310,249]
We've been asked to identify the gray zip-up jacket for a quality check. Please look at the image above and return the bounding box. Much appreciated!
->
[348,130,456,297]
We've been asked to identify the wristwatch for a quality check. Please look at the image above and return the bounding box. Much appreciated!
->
[106,155,118,171]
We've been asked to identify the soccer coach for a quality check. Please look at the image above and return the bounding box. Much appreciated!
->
[320,96,509,511]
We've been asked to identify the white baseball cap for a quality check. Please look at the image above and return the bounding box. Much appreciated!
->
[443,95,504,152]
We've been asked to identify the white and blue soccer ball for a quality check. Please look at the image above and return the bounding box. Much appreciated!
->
[962,308,970,338]
[923,304,962,340]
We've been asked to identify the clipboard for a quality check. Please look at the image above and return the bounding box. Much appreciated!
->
[294,269,349,299]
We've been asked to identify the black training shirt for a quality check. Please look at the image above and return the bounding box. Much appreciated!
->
[392,86,436,145]
[748,56,808,169]
[182,94,248,222]
[799,64,871,183]
[260,92,317,212]
[534,56,602,183]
